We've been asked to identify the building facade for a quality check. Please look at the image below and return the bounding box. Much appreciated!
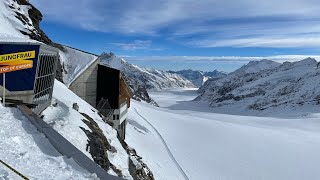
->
[69,58,132,140]
[0,42,58,114]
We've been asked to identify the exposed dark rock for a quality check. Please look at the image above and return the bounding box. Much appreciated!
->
[131,86,159,107]
[79,112,123,178]
[234,89,266,101]
[121,74,159,107]
[72,103,79,111]
[217,82,239,96]
[117,136,154,180]
[15,0,52,45]
[13,0,65,81]
[55,57,64,82]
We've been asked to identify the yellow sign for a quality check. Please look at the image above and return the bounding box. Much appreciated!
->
[0,50,35,73]
[0,51,35,63]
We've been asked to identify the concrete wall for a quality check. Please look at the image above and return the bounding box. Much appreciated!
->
[69,58,100,107]
[0,88,34,103]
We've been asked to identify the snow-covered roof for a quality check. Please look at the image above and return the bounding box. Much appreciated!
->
[59,46,98,87]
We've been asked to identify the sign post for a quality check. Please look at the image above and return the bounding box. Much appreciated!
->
[0,50,35,106]
[2,73,5,106]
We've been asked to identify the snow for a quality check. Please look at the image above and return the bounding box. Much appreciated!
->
[233,59,281,74]
[42,80,133,179]
[100,53,195,90]
[126,88,320,180]
[59,46,98,86]
[0,0,26,38]
[197,58,320,116]
[0,105,98,179]
[170,69,226,87]
[0,0,44,43]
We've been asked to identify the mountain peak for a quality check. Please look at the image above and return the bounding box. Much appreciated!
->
[301,57,317,63]
[236,59,280,74]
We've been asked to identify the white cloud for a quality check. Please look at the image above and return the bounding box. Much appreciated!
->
[30,0,320,48]
[193,36,320,48]
[123,55,320,64]
[109,40,151,50]
[121,55,320,72]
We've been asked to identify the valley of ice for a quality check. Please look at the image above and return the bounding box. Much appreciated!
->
[127,88,320,180]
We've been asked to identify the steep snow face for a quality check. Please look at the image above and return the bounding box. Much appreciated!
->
[170,69,227,87]
[100,53,195,90]
[58,46,98,86]
[0,0,32,40]
[0,105,97,179]
[42,80,133,179]
[197,58,320,116]
[0,0,49,43]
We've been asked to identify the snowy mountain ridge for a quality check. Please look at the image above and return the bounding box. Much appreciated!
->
[232,59,281,74]
[196,58,320,116]
[99,53,196,106]
[100,53,196,90]
[169,69,227,87]
[0,0,53,44]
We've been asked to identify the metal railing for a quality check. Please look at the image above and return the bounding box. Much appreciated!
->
[97,98,114,121]
[32,51,58,114]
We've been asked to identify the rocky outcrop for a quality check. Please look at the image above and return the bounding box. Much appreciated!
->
[124,75,159,107]
[10,0,64,81]
[14,0,52,45]
[118,137,154,180]
[80,112,123,178]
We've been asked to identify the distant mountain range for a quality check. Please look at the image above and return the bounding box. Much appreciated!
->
[196,58,320,115]
[100,53,196,106]
[169,69,227,87]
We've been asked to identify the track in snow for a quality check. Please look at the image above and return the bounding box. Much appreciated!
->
[133,108,189,180]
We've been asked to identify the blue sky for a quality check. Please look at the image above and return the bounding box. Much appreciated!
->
[31,0,320,72]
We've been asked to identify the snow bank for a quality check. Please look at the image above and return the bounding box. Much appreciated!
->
[42,80,132,179]
[0,105,97,179]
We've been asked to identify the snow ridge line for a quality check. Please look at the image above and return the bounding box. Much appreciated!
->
[133,108,189,180]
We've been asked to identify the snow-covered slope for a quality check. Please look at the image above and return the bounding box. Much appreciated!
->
[232,59,281,74]
[169,69,227,87]
[0,105,98,179]
[196,58,320,116]
[58,46,98,86]
[0,0,52,44]
[127,89,320,180]
[101,53,195,90]
[42,80,133,179]
[0,0,32,39]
